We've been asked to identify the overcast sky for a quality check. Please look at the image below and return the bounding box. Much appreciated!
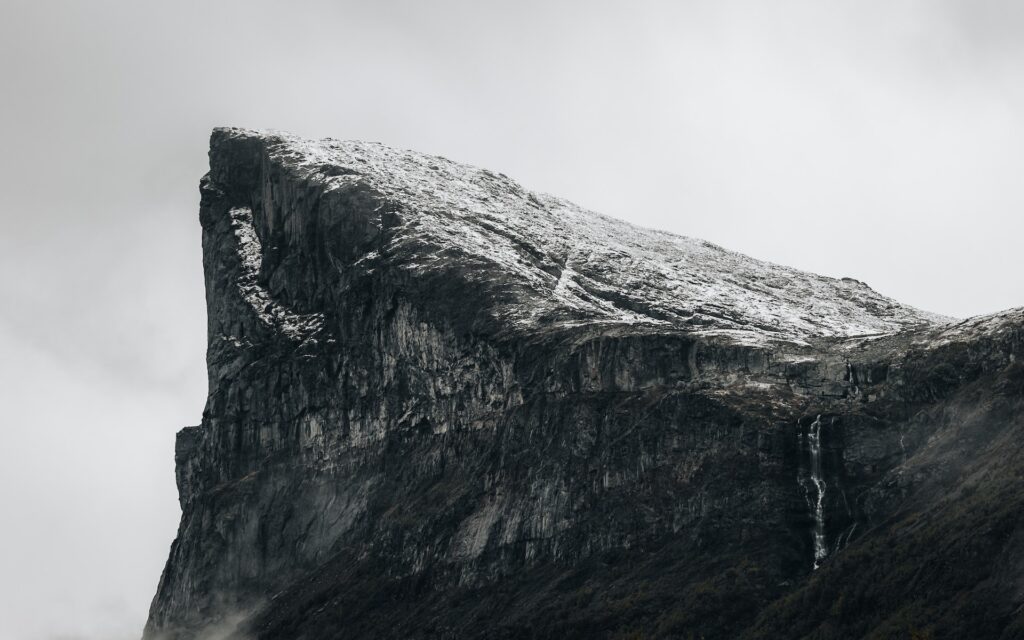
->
[1,1,1022,638]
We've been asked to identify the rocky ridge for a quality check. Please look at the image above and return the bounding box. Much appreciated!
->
[145,128,1024,640]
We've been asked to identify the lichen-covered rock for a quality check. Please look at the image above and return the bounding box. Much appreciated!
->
[144,129,1024,640]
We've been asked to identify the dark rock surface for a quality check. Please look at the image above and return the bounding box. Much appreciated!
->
[144,128,1024,639]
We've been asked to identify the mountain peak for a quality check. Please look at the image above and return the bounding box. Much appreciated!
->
[146,128,1022,640]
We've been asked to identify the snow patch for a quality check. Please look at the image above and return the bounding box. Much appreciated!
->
[229,206,325,342]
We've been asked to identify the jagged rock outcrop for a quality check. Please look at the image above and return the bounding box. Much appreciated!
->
[145,128,1024,640]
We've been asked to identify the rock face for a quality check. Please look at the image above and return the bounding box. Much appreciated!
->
[145,128,1024,640]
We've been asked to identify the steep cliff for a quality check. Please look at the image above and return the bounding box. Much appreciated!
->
[145,128,1024,639]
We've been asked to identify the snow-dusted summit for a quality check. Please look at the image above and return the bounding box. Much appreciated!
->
[215,128,948,348]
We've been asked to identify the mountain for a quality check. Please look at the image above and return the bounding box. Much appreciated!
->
[144,128,1024,639]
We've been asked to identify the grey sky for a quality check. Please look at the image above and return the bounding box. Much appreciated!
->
[1,1,1021,638]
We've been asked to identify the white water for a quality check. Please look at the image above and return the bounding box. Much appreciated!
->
[798,415,829,569]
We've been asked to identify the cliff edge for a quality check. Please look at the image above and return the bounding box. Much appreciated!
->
[145,129,1024,639]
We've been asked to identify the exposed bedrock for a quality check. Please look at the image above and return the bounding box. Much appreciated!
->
[145,129,1024,640]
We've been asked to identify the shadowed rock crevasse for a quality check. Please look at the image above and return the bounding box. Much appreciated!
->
[144,128,1024,639]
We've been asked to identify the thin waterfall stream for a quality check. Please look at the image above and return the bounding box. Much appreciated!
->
[798,415,828,569]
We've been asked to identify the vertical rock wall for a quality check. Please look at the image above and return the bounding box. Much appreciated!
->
[144,129,1024,639]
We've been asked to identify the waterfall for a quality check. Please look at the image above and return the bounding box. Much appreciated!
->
[798,415,828,569]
